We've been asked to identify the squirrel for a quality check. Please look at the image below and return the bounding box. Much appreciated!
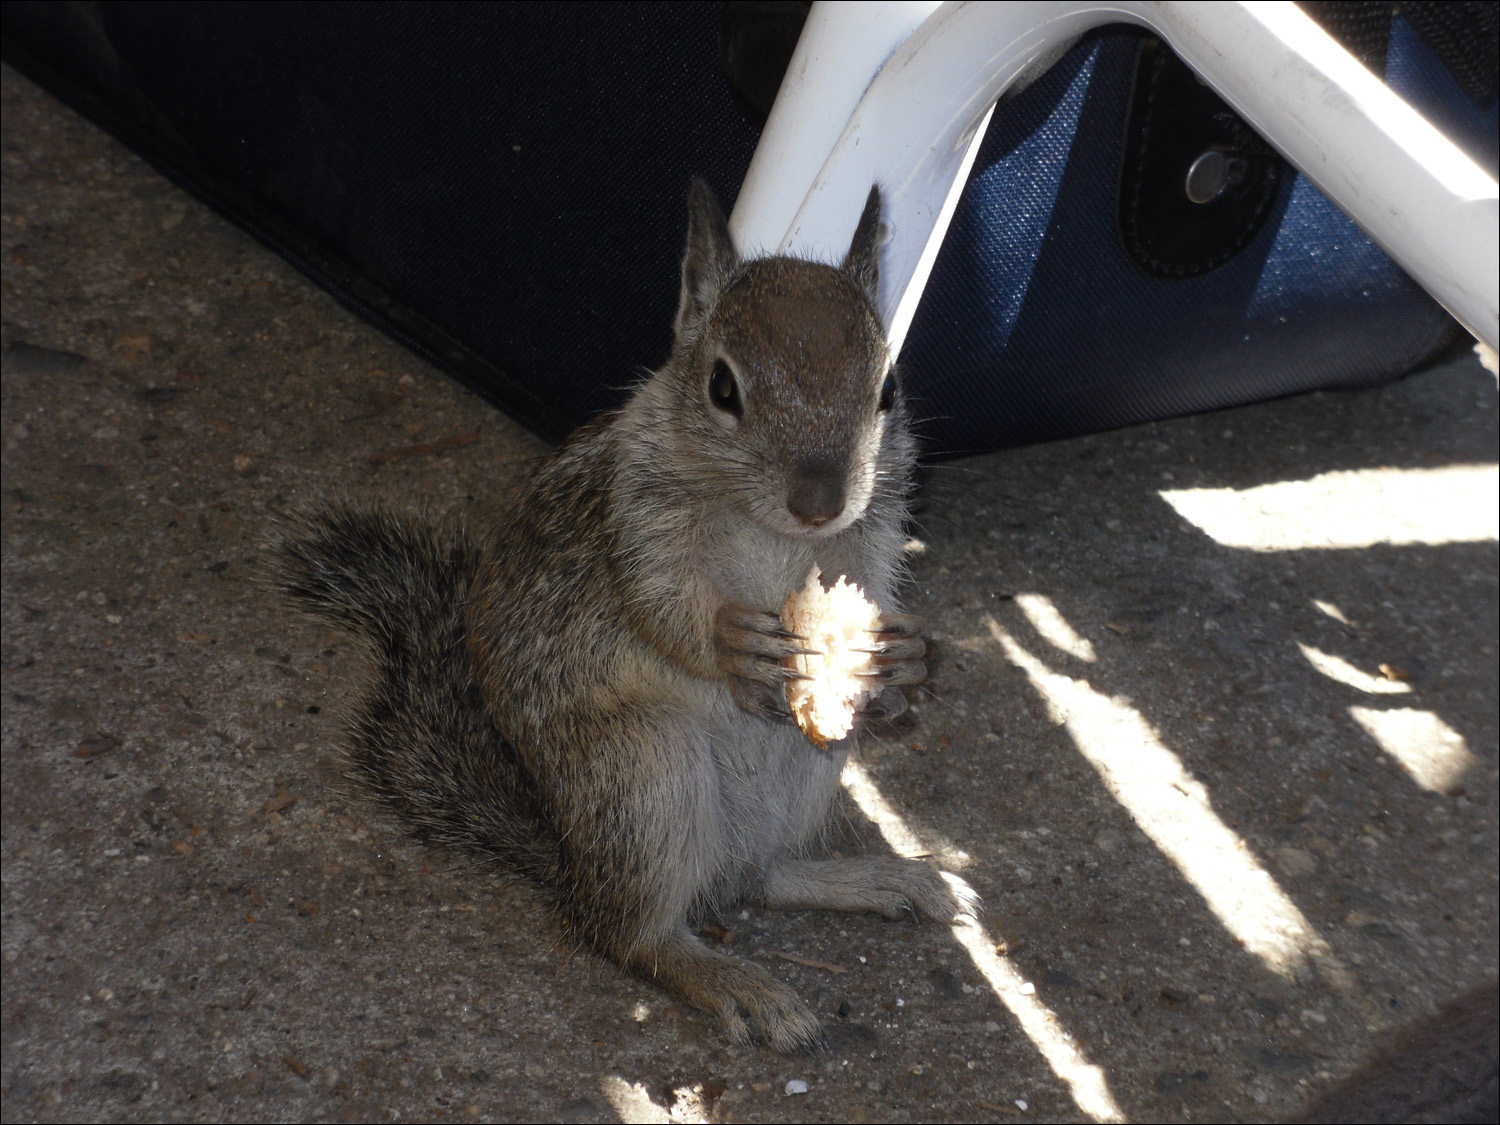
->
[272,180,977,1052]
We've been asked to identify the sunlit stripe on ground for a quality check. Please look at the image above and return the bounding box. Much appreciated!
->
[601,1075,679,1124]
[1294,643,1477,792]
[1160,464,1499,550]
[1349,706,1477,792]
[1016,593,1098,662]
[1297,643,1413,694]
[986,617,1349,990]
[840,758,936,859]
[842,759,1127,1122]
[948,919,1125,1123]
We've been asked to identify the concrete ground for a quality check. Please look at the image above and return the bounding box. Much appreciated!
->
[2,62,1496,1124]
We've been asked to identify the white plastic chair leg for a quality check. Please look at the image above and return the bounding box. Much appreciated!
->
[729,1,1498,356]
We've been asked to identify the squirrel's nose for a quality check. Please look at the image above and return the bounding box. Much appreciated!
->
[787,460,847,527]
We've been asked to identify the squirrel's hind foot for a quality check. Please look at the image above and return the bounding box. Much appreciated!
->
[631,931,826,1054]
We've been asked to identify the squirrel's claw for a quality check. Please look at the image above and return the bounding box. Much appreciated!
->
[854,685,908,726]
[859,663,927,687]
[854,633,925,661]
[717,607,805,646]
[872,612,923,639]
[720,650,810,684]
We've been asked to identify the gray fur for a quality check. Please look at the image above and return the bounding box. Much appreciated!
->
[273,182,975,1053]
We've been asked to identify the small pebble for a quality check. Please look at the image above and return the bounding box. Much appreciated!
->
[784,1078,808,1096]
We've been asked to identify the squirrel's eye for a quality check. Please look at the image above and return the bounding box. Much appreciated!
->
[709,360,742,416]
[878,370,896,412]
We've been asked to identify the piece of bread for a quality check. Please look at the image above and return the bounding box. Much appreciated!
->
[780,566,882,748]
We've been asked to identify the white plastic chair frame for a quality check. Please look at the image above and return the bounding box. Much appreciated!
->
[728,1,1499,357]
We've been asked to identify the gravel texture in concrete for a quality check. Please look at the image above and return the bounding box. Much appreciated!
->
[3,63,1497,1123]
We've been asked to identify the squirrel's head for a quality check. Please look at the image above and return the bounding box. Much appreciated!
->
[662,179,913,539]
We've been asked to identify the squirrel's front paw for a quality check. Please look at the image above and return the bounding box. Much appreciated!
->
[854,614,926,726]
[714,604,813,720]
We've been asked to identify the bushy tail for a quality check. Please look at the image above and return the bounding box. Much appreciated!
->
[270,506,556,884]
[271,506,468,651]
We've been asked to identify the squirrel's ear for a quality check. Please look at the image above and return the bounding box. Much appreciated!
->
[676,178,739,337]
[841,185,883,309]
